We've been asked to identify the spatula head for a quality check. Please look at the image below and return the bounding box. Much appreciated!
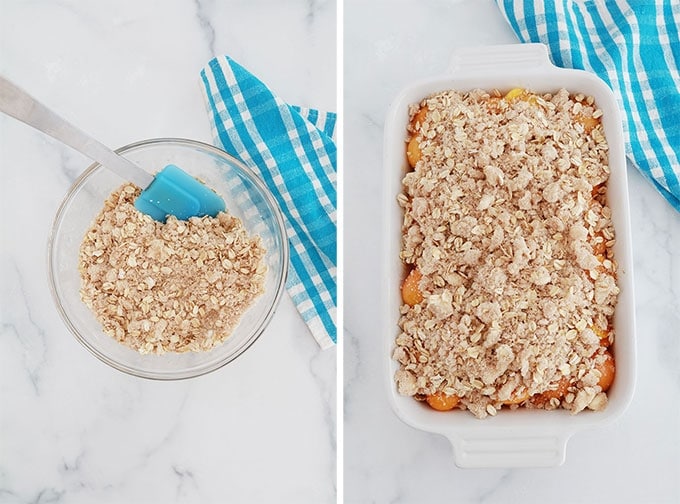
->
[134,164,226,222]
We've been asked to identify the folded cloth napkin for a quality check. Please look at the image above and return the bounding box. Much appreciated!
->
[200,56,337,349]
[496,0,680,210]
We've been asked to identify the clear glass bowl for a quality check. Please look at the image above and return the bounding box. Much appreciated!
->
[48,138,289,379]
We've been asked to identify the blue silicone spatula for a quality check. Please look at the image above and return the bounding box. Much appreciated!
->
[0,75,225,222]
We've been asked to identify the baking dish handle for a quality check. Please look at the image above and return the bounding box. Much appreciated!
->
[448,433,570,468]
[449,43,554,75]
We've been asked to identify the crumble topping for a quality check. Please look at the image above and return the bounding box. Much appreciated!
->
[395,88,619,418]
[79,183,267,354]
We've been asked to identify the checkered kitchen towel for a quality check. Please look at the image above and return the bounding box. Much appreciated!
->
[200,56,337,348]
[496,0,680,210]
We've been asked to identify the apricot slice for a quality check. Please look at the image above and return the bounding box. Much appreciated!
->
[591,183,605,198]
[503,88,539,106]
[591,323,609,340]
[401,268,424,306]
[587,236,610,280]
[590,323,612,348]
[504,87,526,101]
[411,105,428,129]
[406,136,422,168]
[596,351,615,392]
[531,376,570,407]
[503,389,530,405]
[575,113,600,134]
[426,391,460,411]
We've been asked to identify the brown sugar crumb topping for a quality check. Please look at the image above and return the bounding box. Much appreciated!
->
[79,183,267,354]
[394,88,619,418]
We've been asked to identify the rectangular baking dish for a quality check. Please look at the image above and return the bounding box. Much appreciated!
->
[382,43,636,468]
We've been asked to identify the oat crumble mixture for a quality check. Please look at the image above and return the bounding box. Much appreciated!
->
[394,88,619,418]
[79,183,267,354]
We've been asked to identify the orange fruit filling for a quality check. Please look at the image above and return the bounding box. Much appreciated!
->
[531,376,570,407]
[596,351,615,392]
[574,113,600,134]
[503,389,530,405]
[504,87,538,105]
[411,105,428,128]
[406,136,422,168]
[401,268,424,306]
[426,391,460,411]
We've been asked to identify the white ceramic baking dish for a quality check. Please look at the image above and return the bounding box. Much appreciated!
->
[382,44,636,468]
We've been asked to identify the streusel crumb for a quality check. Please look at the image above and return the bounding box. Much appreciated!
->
[79,183,267,354]
[395,88,619,418]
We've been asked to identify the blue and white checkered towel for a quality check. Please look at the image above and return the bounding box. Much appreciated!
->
[496,0,680,210]
[200,56,337,349]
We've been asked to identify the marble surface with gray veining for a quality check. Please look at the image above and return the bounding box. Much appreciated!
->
[343,1,680,503]
[0,1,336,503]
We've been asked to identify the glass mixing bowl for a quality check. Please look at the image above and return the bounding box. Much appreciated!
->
[48,138,289,379]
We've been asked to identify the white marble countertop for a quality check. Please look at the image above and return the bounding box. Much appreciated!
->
[0,1,336,503]
[344,1,679,503]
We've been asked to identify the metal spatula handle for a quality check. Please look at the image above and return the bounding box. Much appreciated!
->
[0,75,153,188]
